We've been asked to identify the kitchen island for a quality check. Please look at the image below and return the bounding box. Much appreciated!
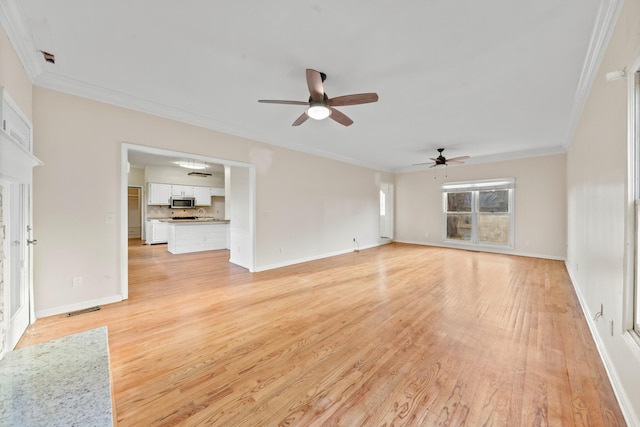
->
[167,219,230,254]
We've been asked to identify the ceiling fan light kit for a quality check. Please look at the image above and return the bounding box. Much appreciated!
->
[307,104,331,120]
[258,68,378,126]
[175,160,208,170]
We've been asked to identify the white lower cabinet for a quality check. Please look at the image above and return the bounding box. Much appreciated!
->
[167,222,229,254]
[146,220,169,244]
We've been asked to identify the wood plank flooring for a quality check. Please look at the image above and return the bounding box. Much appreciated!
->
[18,241,626,426]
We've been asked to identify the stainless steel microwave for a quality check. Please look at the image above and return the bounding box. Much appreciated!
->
[169,196,195,209]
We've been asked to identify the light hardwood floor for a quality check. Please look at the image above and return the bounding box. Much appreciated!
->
[18,241,625,426]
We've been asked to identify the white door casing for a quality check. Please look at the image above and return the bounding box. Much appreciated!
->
[0,88,41,353]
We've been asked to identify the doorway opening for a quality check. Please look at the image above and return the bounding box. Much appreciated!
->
[127,186,142,239]
[120,143,256,300]
[380,182,394,239]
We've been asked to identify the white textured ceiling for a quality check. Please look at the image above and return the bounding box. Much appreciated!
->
[0,0,620,171]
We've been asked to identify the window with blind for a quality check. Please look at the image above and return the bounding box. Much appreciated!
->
[442,179,514,248]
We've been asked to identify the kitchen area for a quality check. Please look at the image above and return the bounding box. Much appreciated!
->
[128,155,231,255]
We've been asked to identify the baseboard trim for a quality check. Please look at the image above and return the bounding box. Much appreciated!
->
[35,295,124,319]
[564,262,639,427]
[393,240,565,261]
[254,241,390,272]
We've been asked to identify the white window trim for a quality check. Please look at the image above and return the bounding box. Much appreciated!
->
[627,56,640,341]
[442,178,515,249]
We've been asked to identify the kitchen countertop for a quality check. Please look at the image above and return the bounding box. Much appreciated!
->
[0,327,114,426]
[163,218,230,223]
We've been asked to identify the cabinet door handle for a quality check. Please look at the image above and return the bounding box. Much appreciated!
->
[27,239,38,245]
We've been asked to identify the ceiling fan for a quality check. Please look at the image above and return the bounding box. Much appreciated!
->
[258,69,378,127]
[414,148,470,168]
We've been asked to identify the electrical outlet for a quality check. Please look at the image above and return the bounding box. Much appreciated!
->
[72,276,83,287]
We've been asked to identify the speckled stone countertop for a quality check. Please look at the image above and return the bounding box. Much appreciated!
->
[0,327,114,426]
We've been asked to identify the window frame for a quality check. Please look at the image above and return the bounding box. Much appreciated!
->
[442,179,515,249]
[632,63,640,336]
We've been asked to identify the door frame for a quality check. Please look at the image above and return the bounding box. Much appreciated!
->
[119,143,256,300]
[379,182,394,240]
[1,180,35,353]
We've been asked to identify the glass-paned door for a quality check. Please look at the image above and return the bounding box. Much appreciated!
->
[7,183,31,350]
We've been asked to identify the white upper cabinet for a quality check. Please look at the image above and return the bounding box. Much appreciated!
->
[148,183,171,205]
[210,187,225,196]
[194,186,211,206]
[171,185,194,197]
[147,183,221,206]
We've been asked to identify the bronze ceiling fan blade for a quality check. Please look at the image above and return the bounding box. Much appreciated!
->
[446,156,470,162]
[291,112,309,126]
[415,148,470,167]
[306,69,325,102]
[258,100,309,106]
[328,93,379,107]
[328,107,353,126]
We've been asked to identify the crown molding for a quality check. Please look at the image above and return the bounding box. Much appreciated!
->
[563,0,624,148]
[394,145,567,173]
[0,0,42,81]
[32,71,395,172]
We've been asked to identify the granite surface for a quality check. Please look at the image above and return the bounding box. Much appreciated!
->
[0,327,113,426]
[165,219,230,224]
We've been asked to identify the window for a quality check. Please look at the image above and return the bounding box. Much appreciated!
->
[443,179,514,248]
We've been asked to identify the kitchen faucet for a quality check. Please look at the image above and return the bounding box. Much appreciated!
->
[197,208,206,219]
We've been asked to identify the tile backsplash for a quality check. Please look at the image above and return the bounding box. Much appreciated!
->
[147,199,225,220]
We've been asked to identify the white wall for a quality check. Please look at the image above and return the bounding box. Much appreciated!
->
[566,0,640,423]
[253,146,390,269]
[395,154,567,259]
[0,26,31,121]
[228,166,252,269]
[31,87,393,315]
[127,167,144,187]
